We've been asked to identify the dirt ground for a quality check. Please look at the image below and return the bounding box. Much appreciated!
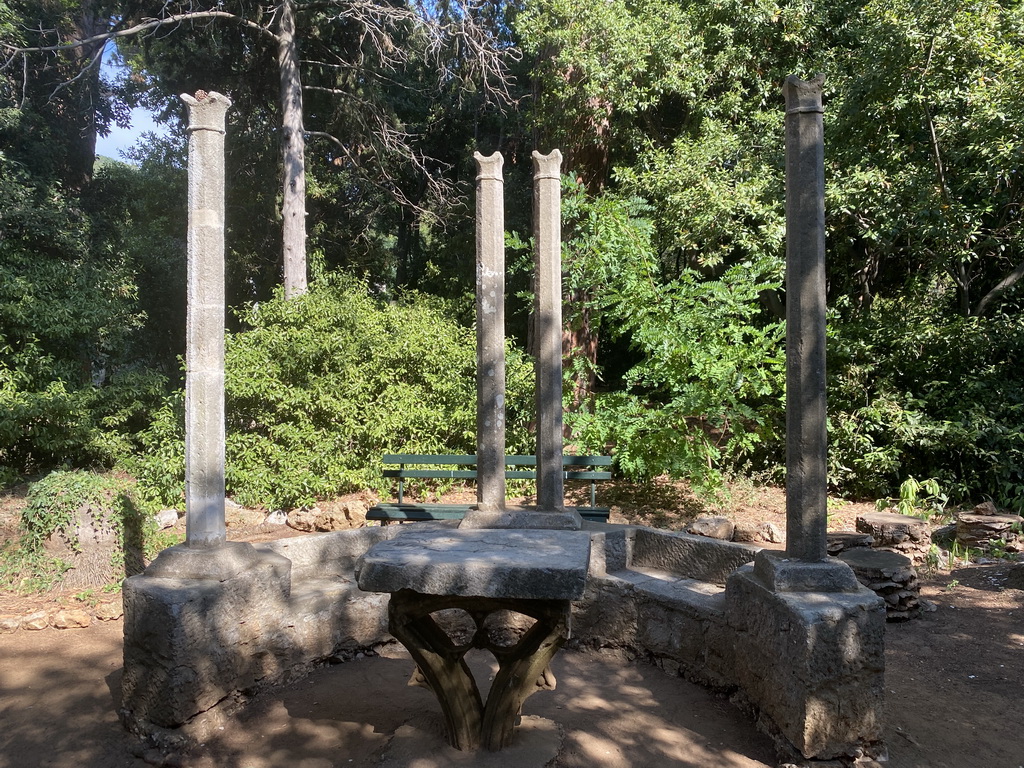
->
[1,481,1022,768]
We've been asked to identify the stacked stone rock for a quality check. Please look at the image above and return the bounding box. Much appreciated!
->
[956,501,1024,554]
[826,531,873,556]
[855,511,932,563]
[837,548,921,621]
[849,512,928,620]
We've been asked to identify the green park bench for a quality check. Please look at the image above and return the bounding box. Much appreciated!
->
[366,454,613,524]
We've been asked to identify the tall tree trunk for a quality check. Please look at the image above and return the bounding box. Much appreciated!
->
[62,0,106,191]
[277,0,307,298]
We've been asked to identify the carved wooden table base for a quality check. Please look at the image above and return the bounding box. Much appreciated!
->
[387,589,570,751]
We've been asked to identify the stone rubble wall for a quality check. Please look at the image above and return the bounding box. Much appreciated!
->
[121,524,886,764]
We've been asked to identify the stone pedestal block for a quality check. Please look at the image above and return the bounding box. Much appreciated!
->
[725,565,886,761]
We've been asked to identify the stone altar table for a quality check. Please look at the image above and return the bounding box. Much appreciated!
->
[356,527,591,751]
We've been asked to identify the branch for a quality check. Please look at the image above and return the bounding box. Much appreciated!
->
[0,11,278,54]
[972,260,1024,317]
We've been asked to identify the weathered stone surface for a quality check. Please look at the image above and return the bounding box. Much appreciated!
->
[155,509,180,529]
[43,502,133,589]
[322,501,367,530]
[287,507,319,531]
[856,511,931,561]
[122,533,393,731]
[95,601,123,621]
[784,74,829,564]
[630,528,759,586]
[970,500,999,516]
[533,149,565,513]
[51,608,92,629]
[182,90,232,549]
[356,528,591,600]
[837,548,920,621]
[21,611,49,630]
[687,516,735,541]
[262,527,396,581]
[473,150,507,511]
[264,510,288,525]
[0,615,20,633]
[726,565,886,760]
[734,521,785,544]
[826,531,874,555]
[956,512,1023,549]
[585,527,631,577]
[460,506,583,531]
[145,541,282,583]
[753,551,861,593]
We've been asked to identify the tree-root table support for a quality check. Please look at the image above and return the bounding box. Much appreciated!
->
[388,589,569,751]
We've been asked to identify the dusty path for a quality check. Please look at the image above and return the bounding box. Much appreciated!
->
[0,620,776,768]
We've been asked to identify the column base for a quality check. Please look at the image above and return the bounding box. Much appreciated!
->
[753,550,860,593]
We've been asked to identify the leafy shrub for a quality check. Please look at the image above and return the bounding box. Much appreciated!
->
[827,299,1024,510]
[0,145,174,477]
[1,470,176,592]
[130,274,536,510]
[547,186,786,488]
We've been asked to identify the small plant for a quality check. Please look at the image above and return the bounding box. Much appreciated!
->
[923,544,944,573]
[876,477,949,521]
[945,579,960,591]
[73,588,99,607]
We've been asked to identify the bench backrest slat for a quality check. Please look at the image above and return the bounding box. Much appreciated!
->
[382,454,611,467]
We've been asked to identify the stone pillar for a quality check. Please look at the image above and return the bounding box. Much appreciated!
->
[473,151,507,512]
[533,150,564,512]
[783,74,828,564]
[182,91,231,549]
[752,75,857,592]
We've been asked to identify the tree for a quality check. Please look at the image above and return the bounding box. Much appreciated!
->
[3,0,517,297]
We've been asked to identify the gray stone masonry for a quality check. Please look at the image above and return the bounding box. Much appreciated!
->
[121,527,397,732]
[726,565,886,761]
[123,524,885,762]
[784,74,828,564]
[471,151,507,513]
[356,527,590,601]
[532,149,565,512]
[182,91,231,549]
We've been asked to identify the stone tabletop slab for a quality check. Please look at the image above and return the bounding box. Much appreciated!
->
[355,528,591,600]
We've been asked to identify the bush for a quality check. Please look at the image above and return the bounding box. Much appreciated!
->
[130,273,536,510]
[827,299,1024,510]
[0,470,177,592]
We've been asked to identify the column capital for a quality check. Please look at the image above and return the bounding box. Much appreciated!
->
[783,74,825,115]
[474,151,505,181]
[181,91,232,133]
[531,149,563,180]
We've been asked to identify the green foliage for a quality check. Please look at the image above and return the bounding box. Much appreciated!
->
[548,184,785,486]
[130,274,535,510]
[828,299,1024,508]
[1,470,172,593]
[875,477,949,521]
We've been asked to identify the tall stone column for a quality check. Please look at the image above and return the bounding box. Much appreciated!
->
[473,151,507,512]
[753,75,857,592]
[532,150,565,512]
[782,74,828,564]
[182,91,231,549]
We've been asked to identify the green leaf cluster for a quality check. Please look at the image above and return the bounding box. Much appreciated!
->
[131,274,536,510]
